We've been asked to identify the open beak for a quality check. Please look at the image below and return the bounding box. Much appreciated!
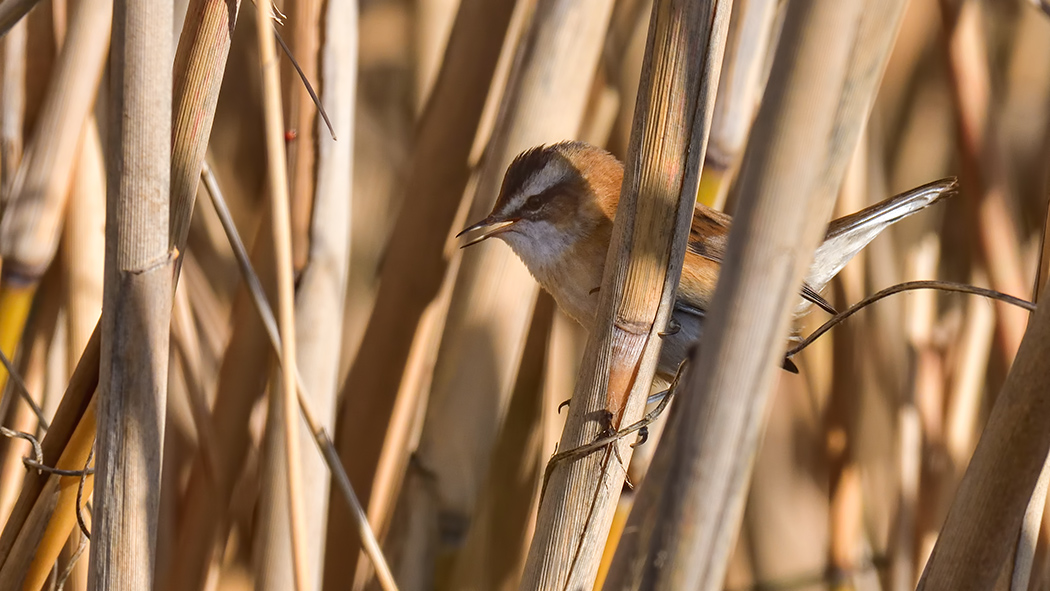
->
[456,217,518,248]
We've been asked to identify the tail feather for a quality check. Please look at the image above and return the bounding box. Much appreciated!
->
[806,177,958,290]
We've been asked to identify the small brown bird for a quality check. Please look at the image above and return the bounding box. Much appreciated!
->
[459,141,956,380]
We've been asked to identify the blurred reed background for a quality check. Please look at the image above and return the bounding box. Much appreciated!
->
[0,0,1047,589]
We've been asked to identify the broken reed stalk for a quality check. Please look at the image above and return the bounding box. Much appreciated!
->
[254,0,357,587]
[601,1,908,588]
[325,0,517,583]
[0,0,240,583]
[87,0,173,585]
[0,0,110,412]
[916,275,1050,589]
[389,0,615,580]
[255,1,310,590]
[520,1,732,588]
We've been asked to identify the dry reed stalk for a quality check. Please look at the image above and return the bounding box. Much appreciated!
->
[171,285,222,484]
[741,376,830,587]
[0,324,97,582]
[6,0,242,583]
[254,2,310,589]
[255,0,356,587]
[0,17,25,199]
[413,0,459,110]
[283,0,320,273]
[61,118,105,370]
[0,265,60,529]
[824,135,868,585]
[522,1,732,587]
[325,0,517,584]
[943,271,994,469]
[181,254,230,371]
[390,0,615,581]
[162,224,276,591]
[0,0,37,36]
[198,163,397,591]
[608,9,647,157]
[916,280,1050,589]
[444,295,554,590]
[941,0,1029,366]
[895,235,941,590]
[0,0,110,415]
[170,0,242,257]
[699,0,777,210]
[4,400,96,591]
[601,1,907,587]
[21,4,54,132]
[1007,169,1050,591]
[87,0,173,585]
[358,248,460,589]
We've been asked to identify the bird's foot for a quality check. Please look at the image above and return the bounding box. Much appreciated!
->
[658,318,681,337]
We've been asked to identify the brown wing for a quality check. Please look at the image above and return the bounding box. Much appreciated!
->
[684,204,838,316]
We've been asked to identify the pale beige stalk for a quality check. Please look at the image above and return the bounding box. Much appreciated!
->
[62,118,105,368]
[0,0,38,37]
[87,0,173,585]
[390,0,615,583]
[447,295,555,590]
[326,0,517,584]
[255,0,309,589]
[941,0,1029,366]
[284,0,320,272]
[254,0,356,588]
[199,162,398,591]
[0,0,242,583]
[916,282,1050,589]
[413,0,459,110]
[0,18,25,199]
[702,0,778,209]
[0,0,109,285]
[601,1,907,588]
[522,1,732,588]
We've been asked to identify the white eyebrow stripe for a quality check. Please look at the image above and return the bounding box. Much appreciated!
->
[520,160,563,199]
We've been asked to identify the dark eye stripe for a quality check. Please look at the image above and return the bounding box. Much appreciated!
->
[522,185,561,213]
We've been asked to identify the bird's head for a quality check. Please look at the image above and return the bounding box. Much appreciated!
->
[458,141,623,268]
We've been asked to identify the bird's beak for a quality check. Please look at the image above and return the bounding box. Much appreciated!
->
[456,216,518,248]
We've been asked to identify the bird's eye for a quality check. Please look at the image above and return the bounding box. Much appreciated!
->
[522,196,544,213]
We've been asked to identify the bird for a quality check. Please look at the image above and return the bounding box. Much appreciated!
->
[458,141,957,382]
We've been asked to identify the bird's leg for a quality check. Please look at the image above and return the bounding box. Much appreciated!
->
[538,360,688,500]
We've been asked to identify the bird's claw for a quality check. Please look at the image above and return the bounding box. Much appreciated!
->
[658,319,681,337]
[631,426,649,448]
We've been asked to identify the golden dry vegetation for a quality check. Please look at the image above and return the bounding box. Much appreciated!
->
[0,0,1048,590]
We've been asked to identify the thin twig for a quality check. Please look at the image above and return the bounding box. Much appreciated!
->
[75,446,93,539]
[200,162,399,591]
[54,532,88,591]
[272,27,335,140]
[0,344,48,430]
[787,280,1035,358]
